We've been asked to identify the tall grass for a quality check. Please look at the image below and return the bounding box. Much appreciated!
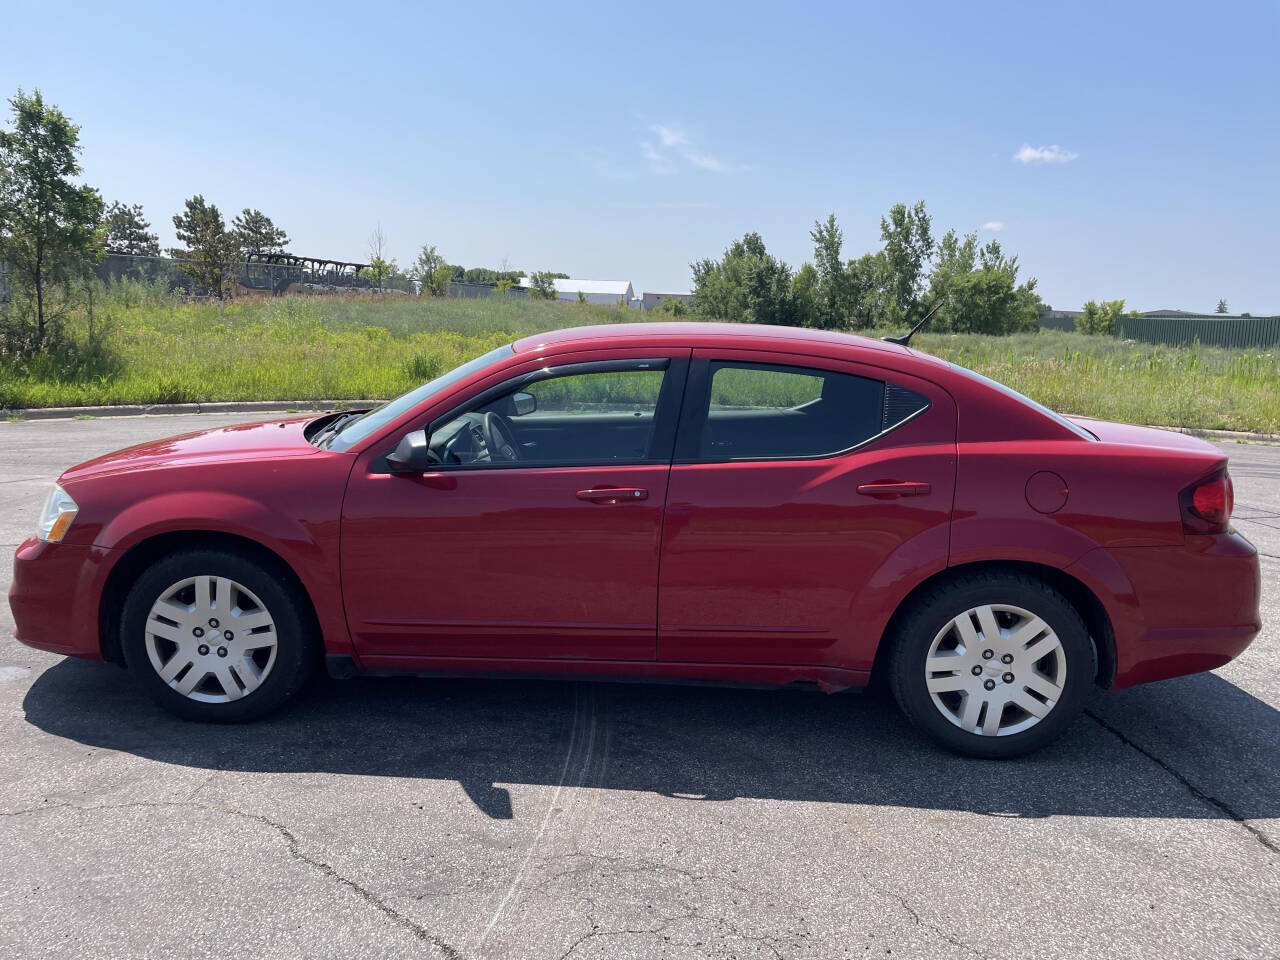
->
[0,291,1276,433]
[917,329,1280,433]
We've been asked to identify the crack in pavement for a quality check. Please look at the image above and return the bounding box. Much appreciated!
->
[855,869,995,959]
[0,798,466,958]
[556,903,805,960]
[1085,711,1279,855]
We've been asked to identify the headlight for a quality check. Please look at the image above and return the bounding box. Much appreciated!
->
[37,484,78,542]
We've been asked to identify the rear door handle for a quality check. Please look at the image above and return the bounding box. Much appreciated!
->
[576,486,648,504]
[856,480,932,499]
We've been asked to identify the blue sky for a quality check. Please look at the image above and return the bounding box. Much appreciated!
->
[3,1,1277,312]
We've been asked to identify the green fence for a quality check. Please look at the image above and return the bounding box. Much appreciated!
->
[1115,314,1280,349]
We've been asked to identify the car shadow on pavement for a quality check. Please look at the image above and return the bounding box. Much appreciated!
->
[22,658,1280,824]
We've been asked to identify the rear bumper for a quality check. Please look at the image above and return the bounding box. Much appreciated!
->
[9,537,108,659]
[1099,531,1262,689]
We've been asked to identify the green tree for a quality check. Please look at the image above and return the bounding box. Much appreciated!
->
[528,271,559,300]
[1076,299,1129,336]
[691,232,798,326]
[845,251,889,329]
[1216,298,1228,314]
[413,244,450,295]
[925,232,1042,335]
[790,261,819,326]
[655,295,690,317]
[232,208,289,255]
[363,224,398,294]
[0,88,105,344]
[103,201,159,256]
[807,213,856,329]
[170,195,241,301]
[430,262,452,298]
[363,256,395,292]
[878,200,934,325]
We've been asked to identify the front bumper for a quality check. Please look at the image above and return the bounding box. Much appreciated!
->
[9,537,109,659]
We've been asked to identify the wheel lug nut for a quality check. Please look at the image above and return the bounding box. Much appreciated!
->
[197,644,210,656]
[971,665,983,676]
[193,627,204,638]
[981,649,994,660]
[217,646,228,658]
[983,679,996,691]
[208,618,219,628]
[1001,654,1013,664]
[1003,673,1015,684]
[223,630,234,641]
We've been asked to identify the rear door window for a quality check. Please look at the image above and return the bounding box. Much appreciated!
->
[684,361,928,461]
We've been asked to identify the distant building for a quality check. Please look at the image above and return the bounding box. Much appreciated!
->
[641,291,695,313]
[519,277,634,306]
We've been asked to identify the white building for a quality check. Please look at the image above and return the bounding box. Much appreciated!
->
[519,277,635,306]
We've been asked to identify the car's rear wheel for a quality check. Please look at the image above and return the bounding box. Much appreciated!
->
[120,548,315,722]
[888,572,1092,758]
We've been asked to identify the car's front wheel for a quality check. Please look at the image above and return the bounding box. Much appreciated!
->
[888,572,1093,758]
[120,547,316,722]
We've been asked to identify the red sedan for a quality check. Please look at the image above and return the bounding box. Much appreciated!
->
[9,323,1262,757]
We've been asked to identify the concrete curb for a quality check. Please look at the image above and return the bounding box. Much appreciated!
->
[1154,425,1280,444]
[3,402,1278,444]
[1,400,382,422]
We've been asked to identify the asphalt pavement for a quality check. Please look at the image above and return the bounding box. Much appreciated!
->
[1,414,1277,959]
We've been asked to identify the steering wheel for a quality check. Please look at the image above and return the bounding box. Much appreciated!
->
[482,411,520,462]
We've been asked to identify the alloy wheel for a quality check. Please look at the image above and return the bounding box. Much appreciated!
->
[143,575,278,703]
[923,603,1066,737]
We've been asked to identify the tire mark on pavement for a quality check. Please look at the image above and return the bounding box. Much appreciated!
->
[475,684,597,954]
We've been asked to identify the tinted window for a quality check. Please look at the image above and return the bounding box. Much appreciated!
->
[690,362,929,461]
[433,367,667,466]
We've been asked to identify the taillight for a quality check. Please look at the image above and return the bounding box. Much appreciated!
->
[1180,468,1234,534]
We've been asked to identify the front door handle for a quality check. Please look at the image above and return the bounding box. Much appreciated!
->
[856,480,932,499]
[576,486,648,504]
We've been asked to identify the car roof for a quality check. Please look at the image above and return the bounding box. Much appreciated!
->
[512,321,911,357]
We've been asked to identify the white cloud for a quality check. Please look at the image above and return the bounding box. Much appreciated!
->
[643,123,732,174]
[981,220,1005,231]
[639,140,670,174]
[651,124,688,148]
[682,149,726,172]
[1013,143,1079,165]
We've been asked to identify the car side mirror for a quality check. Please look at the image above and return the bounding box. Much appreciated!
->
[511,391,537,416]
[386,430,432,473]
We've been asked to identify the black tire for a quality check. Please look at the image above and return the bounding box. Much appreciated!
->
[887,571,1093,759]
[120,547,317,722]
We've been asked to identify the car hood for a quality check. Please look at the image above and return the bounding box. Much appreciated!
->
[60,417,320,482]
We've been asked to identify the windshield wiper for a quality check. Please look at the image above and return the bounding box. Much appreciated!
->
[313,411,364,448]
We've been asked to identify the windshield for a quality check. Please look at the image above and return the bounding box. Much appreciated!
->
[327,344,515,451]
[947,363,1097,441]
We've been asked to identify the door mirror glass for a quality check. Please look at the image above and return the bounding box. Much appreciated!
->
[511,391,537,416]
[386,430,432,473]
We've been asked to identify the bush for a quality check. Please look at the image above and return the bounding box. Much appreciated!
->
[1076,299,1127,336]
[528,271,559,300]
